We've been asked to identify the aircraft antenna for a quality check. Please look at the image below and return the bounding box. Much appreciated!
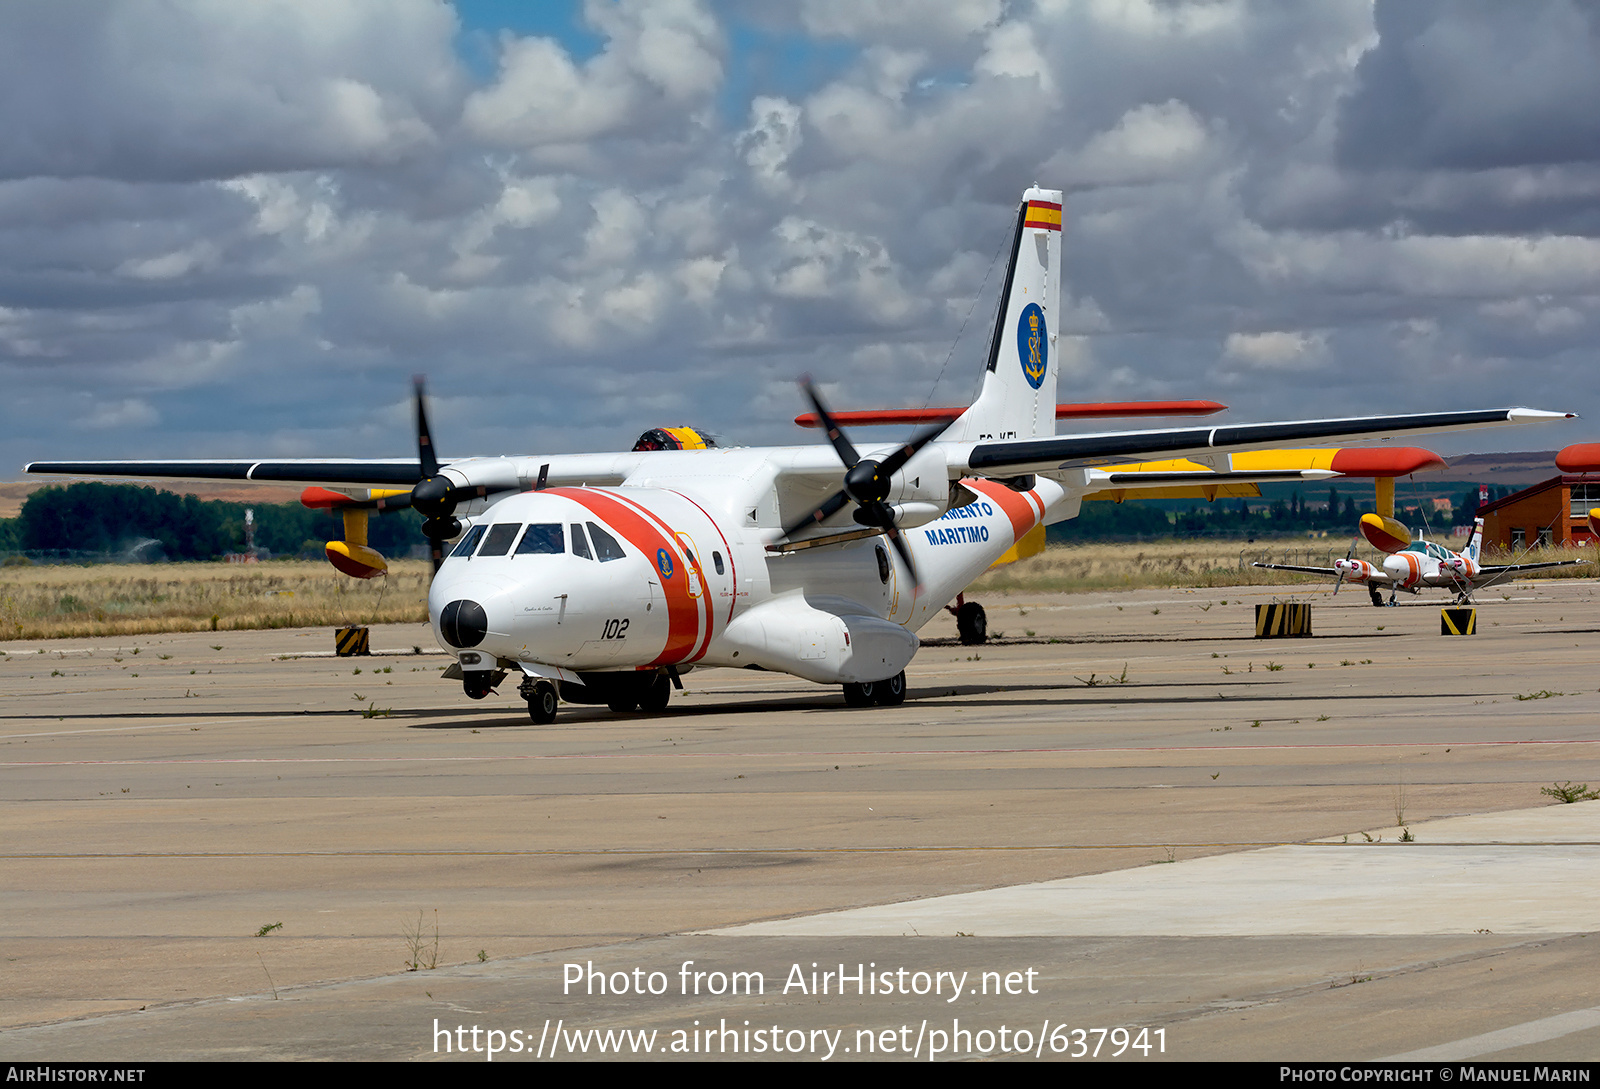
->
[916,207,1015,422]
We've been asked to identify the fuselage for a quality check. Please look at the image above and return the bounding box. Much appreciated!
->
[427,450,1060,686]
[1335,539,1478,589]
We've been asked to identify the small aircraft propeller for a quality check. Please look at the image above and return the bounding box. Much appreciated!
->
[780,377,953,590]
[1333,541,1356,596]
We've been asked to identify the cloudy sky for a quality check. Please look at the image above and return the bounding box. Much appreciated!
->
[5,0,1599,475]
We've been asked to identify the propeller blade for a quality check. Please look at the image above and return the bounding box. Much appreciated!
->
[883,524,922,592]
[875,416,955,477]
[781,488,852,539]
[414,375,439,480]
[800,377,860,468]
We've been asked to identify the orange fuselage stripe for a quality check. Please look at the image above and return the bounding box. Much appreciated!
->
[545,488,702,667]
[965,479,1044,543]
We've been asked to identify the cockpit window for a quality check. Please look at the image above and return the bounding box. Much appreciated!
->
[477,523,522,557]
[449,524,487,558]
[514,523,564,555]
[587,521,626,562]
[570,523,593,560]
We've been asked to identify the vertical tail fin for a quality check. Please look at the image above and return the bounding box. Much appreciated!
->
[944,186,1063,444]
[1466,517,1483,565]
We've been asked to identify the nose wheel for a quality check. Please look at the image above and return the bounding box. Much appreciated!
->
[524,680,559,724]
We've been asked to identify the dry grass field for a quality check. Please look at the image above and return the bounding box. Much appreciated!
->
[0,559,430,642]
[0,538,1591,641]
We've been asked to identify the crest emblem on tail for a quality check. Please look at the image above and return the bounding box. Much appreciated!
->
[1018,303,1047,390]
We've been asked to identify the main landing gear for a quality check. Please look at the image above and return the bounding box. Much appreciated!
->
[605,672,672,715]
[946,594,988,645]
[842,670,907,707]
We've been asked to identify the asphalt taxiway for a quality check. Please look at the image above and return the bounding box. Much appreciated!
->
[3,580,1599,1061]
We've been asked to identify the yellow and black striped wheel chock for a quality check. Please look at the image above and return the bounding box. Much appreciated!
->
[1255,603,1311,638]
[335,626,370,656]
[1441,608,1476,636]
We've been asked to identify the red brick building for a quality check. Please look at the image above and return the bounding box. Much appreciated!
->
[1478,475,1600,549]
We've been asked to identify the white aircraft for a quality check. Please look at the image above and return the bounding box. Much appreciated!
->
[1253,518,1585,606]
[27,187,1574,721]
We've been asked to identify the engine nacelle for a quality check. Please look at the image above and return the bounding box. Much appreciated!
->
[1359,512,1411,554]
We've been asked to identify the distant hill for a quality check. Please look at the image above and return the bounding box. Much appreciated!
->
[1443,451,1564,486]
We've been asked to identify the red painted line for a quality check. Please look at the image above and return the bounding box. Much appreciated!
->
[668,489,739,631]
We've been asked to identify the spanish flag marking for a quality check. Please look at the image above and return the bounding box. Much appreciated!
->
[1023,200,1062,231]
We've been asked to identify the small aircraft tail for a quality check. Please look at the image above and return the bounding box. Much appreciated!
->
[943,187,1063,444]
[1465,517,1483,566]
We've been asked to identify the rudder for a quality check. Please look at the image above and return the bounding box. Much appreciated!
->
[944,186,1063,444]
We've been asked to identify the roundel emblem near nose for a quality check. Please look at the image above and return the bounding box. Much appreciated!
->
[440,599,488,648]
[656,548,674,579]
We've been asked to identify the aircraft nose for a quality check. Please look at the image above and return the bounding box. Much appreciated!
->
[439,599,488,648]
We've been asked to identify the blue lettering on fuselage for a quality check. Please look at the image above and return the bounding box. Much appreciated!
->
[937,501,994,522]
[923,501,996,545]
[924,524,991,546]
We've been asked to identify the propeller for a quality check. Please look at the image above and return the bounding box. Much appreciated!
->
[780,377,953,590]
[1333,541,1356,596]
[320,378,518,571]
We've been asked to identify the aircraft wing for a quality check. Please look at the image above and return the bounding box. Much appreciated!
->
[958,408,1572,476]
[22,458,427,488]
[22,453,642,491]
[1251,562,1393,584]
[1474,560,1589,581]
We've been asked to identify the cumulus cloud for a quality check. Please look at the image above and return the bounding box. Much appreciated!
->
[463,0,722,148]
[0,0,458,182]
[5,1,1600,472]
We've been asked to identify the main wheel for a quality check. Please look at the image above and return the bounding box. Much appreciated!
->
[874,671,906,706]
[1368,585,1384,608]
[842,680,876,707]
[956,601,988,645]
[526,681,558,724]
[638,673,671,714]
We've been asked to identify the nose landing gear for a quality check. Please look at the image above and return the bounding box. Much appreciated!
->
[523,679,559,724]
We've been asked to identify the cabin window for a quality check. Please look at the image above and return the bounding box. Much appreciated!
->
[478,523,522,556]
[570,523,593,560]
[449,524,487,558]
[712,551,724,575]
[514,523,564,555]
[875,544,891,584]
[587,522,626,562]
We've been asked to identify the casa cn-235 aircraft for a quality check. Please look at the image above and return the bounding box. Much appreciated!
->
[27,187,1575,723]
[1253,517,1586,606]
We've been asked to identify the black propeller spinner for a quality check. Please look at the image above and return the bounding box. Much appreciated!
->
[780,377,953,589]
